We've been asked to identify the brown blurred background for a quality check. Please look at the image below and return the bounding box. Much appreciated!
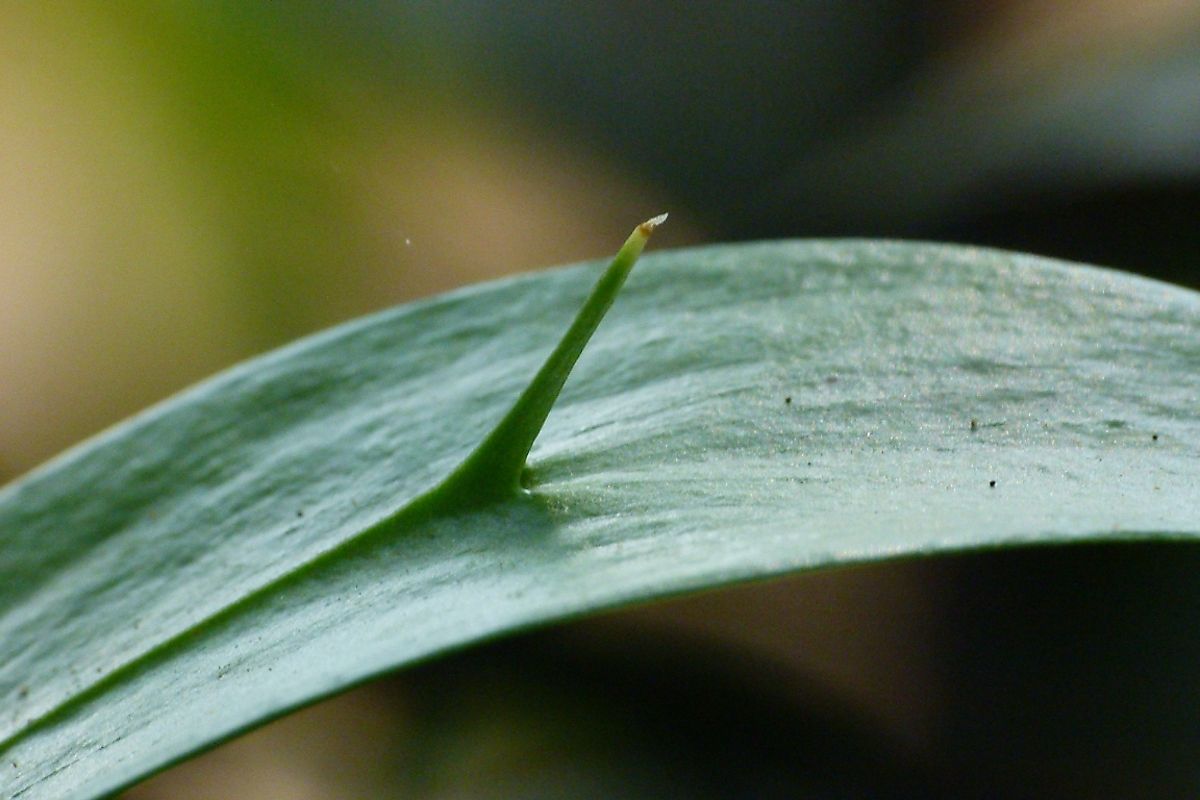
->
[3,2,1198,798]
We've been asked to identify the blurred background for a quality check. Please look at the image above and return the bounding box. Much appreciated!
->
[3,2,1198,798]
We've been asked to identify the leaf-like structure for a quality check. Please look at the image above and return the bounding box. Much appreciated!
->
[2,240,1198,798]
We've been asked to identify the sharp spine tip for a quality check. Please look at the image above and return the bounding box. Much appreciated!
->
[638,212,669,236]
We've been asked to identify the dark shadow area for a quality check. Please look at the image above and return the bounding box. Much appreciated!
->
[373,541,1200,800]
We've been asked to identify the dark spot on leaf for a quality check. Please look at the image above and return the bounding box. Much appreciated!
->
[825,375,838,384]
[970,418,978,431]
[18,686,28,699]
[1152,434,1159,441]
[784,396,791,404]
[296,509,304,517]
[989,480,996,488]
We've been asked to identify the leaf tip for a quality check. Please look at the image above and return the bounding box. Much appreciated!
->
[419,216,666,510]
[638,212,669,238]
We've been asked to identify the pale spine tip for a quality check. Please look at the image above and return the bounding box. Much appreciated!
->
[638,213,669,236]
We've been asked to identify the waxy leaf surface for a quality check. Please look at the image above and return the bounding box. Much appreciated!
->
[2,241,1198,798]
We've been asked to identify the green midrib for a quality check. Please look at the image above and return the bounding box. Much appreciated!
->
[0,215,666,757]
